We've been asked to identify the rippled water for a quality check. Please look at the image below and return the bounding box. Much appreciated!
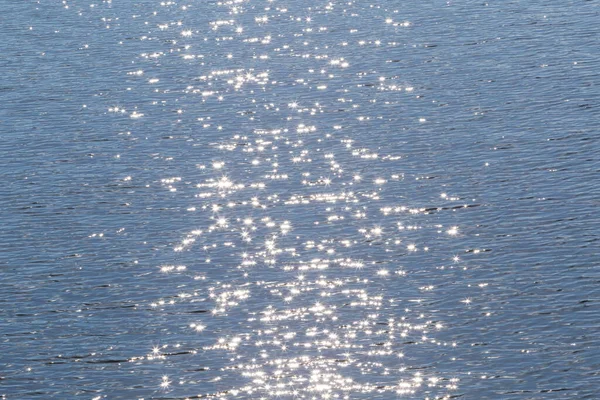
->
[1,1,599,399]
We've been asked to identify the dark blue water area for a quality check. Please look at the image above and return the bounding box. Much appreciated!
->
[1,1,599,399]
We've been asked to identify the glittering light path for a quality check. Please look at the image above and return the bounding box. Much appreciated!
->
[99,1,477,398]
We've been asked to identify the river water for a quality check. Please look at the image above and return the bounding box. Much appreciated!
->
[1,1,599,399]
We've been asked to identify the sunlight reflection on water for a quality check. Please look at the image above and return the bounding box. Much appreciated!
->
[114,1,471,398]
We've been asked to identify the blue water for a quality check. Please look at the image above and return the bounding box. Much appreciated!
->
[1,1,599,399]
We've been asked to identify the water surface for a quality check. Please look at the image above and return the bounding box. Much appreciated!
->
[1,0,599,399]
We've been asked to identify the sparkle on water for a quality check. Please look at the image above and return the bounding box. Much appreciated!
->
[103,1,468,398]
[107,2,470,397]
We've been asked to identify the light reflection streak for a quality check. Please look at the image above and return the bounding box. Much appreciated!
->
[98,0,478,397]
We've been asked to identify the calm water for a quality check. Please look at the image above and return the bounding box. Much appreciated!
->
[1,1,599,399]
